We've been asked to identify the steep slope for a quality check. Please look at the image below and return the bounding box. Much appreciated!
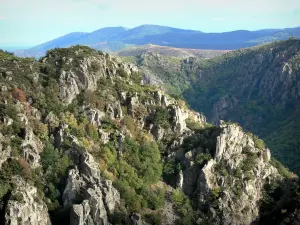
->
[0,47,295,225]
[183,39,300,174]
[14,25,300,58]
[125,39,300,175]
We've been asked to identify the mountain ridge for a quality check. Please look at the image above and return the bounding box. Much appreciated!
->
[13,24,300,58]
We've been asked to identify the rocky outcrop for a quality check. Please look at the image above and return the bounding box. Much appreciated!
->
[21,126,43,168]
[70,186,108,225]
[53,53,138,104]
[197,123,280,225]
[0,133,11,168]
[106,102,123,119]
[63,150,120,225]
[170,122,280,225]
[211,95,237,124]
[59,70,81,104]
[86,108,106,126]
[5,177,51,225]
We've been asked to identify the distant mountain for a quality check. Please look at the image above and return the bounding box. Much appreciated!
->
[117,44,229,59]
[13,24,300,58]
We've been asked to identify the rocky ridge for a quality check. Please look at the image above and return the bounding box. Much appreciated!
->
[0,46,295,225]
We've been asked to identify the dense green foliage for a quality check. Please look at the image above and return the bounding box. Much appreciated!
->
[183,40,300,174]
[100,137,164,212]
[259,178,300,224]
[40,142,72,210]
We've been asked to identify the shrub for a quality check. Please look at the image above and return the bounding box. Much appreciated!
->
[0,182,10,199]
[241,153,258,172]
[172,189,187,207]
[117,68,128,77]
[31,119,48,140]
[85,123,99,140]
[253,135,265,149]
[12,87,26,102]
[270,158,295,178]
[11,192,24,202]
[214,163,228,176]
[0,159,23,181]
[186,118,202,130]
[232,180,243,198]
[195,153,212,165]
[110,209,126,225]
[163,159,179,176]
[210,186,223,207]
[233,167,243,178]
[141,187,165,210]
[18,158,32,181]
[152,108,171,129]
[0,103,19,121]
[121,115,137,137]
[143,213,162,225]
[90,61,101,72]
[40,141,72,211]
[171,188,195,223]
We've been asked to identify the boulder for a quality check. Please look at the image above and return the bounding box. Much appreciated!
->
[5,177,51,225]
[64,150,120,225]
[195,123,280,225]
[21,126,43,168]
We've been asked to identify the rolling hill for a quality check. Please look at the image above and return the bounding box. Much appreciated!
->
[117,44,229,59]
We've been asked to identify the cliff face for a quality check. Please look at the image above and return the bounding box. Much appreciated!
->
[168,121,280,225]
[0,47,295,225]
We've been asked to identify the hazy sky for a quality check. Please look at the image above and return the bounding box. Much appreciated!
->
[0,0,300,47]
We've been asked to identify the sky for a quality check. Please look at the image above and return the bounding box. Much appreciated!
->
[0,0,300,48]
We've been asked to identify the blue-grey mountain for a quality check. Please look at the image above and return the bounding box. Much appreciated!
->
[13,25,300,58]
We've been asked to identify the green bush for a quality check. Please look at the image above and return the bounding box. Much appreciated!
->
[10,192,24,202]
[185,118,202,130]
[110,209,126,225]
[232,180,243,198]
[40,142,72,210]
[141,187,165,210]
[195,153,212,165]
[85,123,99,140]
[270,158,294,178]
[163,159,181,176]
[241,153,258,172]
[0,182,10,199]
[171,189,197,224]
[143,213,162,225]
[214,163,228,176]
[209,187,223,207]
[253,135,265,149]
[152,108,171,129]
